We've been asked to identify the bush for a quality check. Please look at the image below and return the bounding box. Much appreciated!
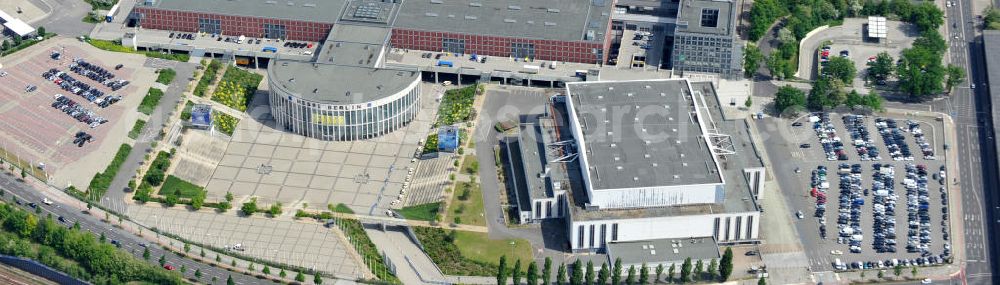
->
[212,112,239,135]
[194,60,223,97]
[87,144,132,200]
[142,151,172,187]
[212,67,263,111]
[85,38,189,62]
[138,88,164,115]
[128,120,146,140]
[437,85,479,126]
[155,69,177,85]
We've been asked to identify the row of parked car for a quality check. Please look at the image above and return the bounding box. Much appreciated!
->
[72,131,93,147]
[812,113,849,161]
[51,94,108,128]
[871,164,898,253]
[876,118,915,161]
[835,163,865,253]
[70,58,130,91]
[42,69,105,102]
[836,256,947,271]
[903,164,935,255]
[906,121,937,160]
[843,115,881,161]
[811,166,830,239]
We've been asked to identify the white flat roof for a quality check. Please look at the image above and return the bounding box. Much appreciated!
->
[0,9,35,36]
[867,16,886,39]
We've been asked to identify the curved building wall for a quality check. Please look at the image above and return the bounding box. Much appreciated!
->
[268,78,421,141]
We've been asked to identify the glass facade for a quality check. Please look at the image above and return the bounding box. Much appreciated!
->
[263,23,287,39]
[671,33,737,77]
[511,42,536,59]
[442,38,465,54]
[198,18,221,34]
[269,80,421,141]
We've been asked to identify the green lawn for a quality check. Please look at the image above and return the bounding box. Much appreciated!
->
[397,202,440,221]
[127,120,146,139]
[155,68,176,85]
[137,88,164,115]
[330,203,354,214]
[213,67,263,111]
[453,230,533,267]
[447,182,485,226]
[461,155,479,175]
[158,175,205,199]
[437,85,480,126]
[85,38,189,62]
[412,227,532,276]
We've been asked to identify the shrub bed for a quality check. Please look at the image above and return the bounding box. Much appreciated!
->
[138,88,164,115]
[87,144,132,200]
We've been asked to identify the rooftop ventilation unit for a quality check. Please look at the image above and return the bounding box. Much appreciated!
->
[508,5,521,10]
[303,3,316,7]
[504,19,517,23]
[469,2,481,6]
[547,8,561,13]
[545,22,557,26]
[425,12,438,17]
[465,15,478,20]
[430,0,442,3]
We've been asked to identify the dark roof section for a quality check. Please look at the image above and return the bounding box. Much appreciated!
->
[317,24,391,66]
[985,31,1000,182]
[566,79,723,190]
[139,0,349,23]
[393,0,612,42]
[674,0,736,36]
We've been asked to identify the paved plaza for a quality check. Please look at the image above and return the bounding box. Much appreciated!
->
[203,83,443,215]
[0,38,156,189]
[127,205,364,278]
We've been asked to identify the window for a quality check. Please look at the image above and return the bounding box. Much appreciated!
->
[511,42,535,59]
[700,9,719,28]
[589,225,596,248]
[535,201,542,218]
[442,38,465,54]
[735,216,742,239]
[546,201,553,218]
[724,217,731,240]
[577,226,585,248]
[746,216,754,239]
[713,217,721,240]
[264,23,287,39]
[198,18,221,34]
[611,223,618,241]
[600,224,607,246]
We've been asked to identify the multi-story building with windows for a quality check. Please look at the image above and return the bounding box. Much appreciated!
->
[504,79,764,256]
[669,0,741,78]
[131,0,613,64]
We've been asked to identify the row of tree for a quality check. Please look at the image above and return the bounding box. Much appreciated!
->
[495,248,735,285]
[0,202,184,284]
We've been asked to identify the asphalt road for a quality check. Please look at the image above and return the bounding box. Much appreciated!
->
[25,0,94,37]
[942,0,998,283]
[0,175,270,284]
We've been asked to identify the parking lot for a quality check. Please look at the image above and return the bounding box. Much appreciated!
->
[798,18,919,89]
[0,37,155,188]
[768,112,952,271]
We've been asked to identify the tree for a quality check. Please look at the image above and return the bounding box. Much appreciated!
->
[225,191,234,202]
[893,265,903,278]
[498,255,509,285]
[612,258,622,285]
[651,264,663,284]
[231,259,237,267]
[184,243,191,253]
[1,40,9,51]
[218,201,232,212]
[557,263,568,285]
[720,247,734,281]
[744,96,753,108]
[216,254,221,262]
[639,263,649,285]
[867,51,894,81]
[693,260,704,281]
[37,27,46,36]
[159,255,166,266]
[985,7,1000,30]
[571,260,583,285]
[585,260,595,285]
[180,265,187,273]
[707,259,718,280]
[911,266,918,277]
[513,260,523,285]
[268,202,283,217]
[143,247,150,260]
[201,248,206,257]
[625,265,636,285]
[680,258,693,283]
[295,271,305,282]
[823,56,857,84]
[743,43,764,78]
[597,262,610,285]
[667,264,675,283]
[227,275,235,285]
[195,268,202,279]
[774,85,807,115]
[527,261,539,285]
[314,272,323,284]
[766,53,785,80]
[897,44,945,99]
[248,263,255,271]
[241,197,258,216]
[909,3,944,31]
[945,64,966,91]
[280,268,287,278]
[263,265,271,274]
[191,191,205,210]
[20,168,26,179]
[878,270,884,279]
[544,257,553,285]
[758,277,767,285]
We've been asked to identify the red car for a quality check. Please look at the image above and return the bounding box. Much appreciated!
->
[163,264,176,271]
